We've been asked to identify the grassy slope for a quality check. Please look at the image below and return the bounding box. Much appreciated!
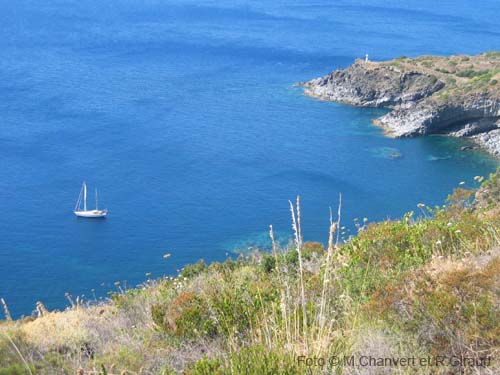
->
[1,173,500,375]
[380,51,500,102]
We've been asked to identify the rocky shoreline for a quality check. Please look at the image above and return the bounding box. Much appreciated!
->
[301,52,500,156]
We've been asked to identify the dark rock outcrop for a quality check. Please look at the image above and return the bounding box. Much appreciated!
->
[303,59,444,107]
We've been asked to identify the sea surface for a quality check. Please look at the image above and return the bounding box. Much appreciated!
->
[1,0,499,318]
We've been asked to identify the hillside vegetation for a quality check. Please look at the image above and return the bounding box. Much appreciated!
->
[387,51,500,98]
[1,172,500,375]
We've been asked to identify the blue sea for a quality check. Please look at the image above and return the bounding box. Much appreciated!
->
[1,0,499,318]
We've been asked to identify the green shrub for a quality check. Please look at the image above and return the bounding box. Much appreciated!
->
[388,61,402,68]
[284,248,299,267]
[436,68,450,74]
[208,258,239,275]
[0,364,32,375]
[152,291,216,339]
[485,51,500,58]
[186,346,303,375]
[110,287,148,310]
[456,69,489,78]
[207,272,278,337]
[186,357,221,375]
[260,254,276,273]
[113,348,144,372]
[181,259,207,279]
[228,345,302,375]
[476,167,500,207]
[439,92,449,101]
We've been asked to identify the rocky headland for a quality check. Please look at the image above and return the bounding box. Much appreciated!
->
[301,52,500,155]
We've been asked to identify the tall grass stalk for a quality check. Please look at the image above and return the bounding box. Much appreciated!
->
[245,195,348,367]
[289,196,308,352]
[3,331,33,375]
[316,199,340,355]
[1,298,12,321]
[269,225,291,347]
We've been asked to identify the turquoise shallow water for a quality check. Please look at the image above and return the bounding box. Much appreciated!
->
[0,0,499,318]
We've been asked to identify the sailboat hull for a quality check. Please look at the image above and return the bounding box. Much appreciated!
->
[74,210,108,218]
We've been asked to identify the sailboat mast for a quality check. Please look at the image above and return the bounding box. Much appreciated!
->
[83,182,87,211]
[75,185,82,211]
[95,188,99,210]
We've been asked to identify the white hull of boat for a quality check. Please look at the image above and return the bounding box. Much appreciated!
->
[74,210,108,218]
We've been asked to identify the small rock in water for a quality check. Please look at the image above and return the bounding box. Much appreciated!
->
[427,154,452,161]
[460,145,477,151]
[369,147,403,160]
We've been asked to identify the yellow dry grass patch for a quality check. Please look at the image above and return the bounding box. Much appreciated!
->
[18,306,111,352]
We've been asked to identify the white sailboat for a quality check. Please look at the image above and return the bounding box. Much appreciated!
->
[74,181,108,218]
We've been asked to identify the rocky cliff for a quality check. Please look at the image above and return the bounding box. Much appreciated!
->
[302,53,500,155]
